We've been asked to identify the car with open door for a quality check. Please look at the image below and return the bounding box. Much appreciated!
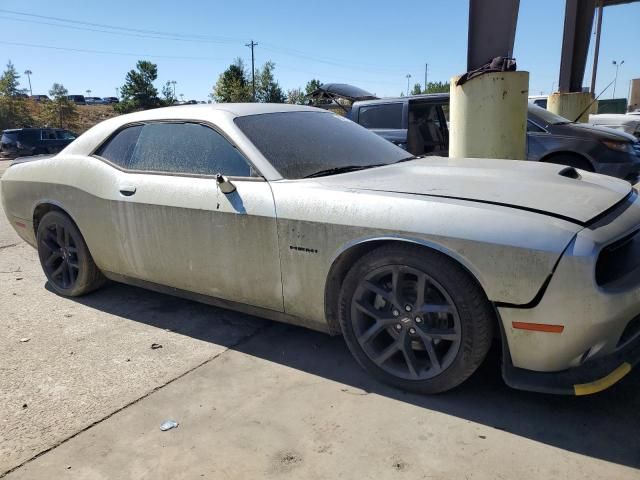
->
[3,103,640,395]
[310,84,640,182]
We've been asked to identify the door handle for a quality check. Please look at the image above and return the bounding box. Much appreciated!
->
[119,185,137,196]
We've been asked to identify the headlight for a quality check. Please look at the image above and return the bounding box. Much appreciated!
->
[602,140,634,154]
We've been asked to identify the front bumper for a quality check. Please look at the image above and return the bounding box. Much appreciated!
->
[597,151,640,183]
[501,323,640,395]
[497,191,640,394]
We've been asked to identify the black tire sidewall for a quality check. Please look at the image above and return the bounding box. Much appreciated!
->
[36,211,98,297]
[338,245,493,394]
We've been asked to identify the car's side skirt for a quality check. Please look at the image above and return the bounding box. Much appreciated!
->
[102,271,334,335]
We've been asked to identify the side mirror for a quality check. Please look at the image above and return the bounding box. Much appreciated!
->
[216,173,236,194]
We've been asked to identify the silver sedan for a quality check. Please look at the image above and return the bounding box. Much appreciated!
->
[2,104,640,395]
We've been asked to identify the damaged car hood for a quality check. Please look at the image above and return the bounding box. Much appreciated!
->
[317,157,632,225]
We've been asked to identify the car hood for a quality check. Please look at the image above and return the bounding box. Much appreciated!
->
[316,157,632,225]
[552,122,638,142]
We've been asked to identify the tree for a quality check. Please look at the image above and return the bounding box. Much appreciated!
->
[424,81,450,94]
[161,81,176,105]
[305,79,322,105]
[211,58,251,103]
[115,60,160,113]
[411,83,422,95]
[41,83,78,129]
[0,60,32,129]
[255,61,285,103]
[0,60,22,97]
[286,88,306,105]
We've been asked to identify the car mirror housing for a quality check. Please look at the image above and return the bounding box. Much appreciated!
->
[216,173,236,194]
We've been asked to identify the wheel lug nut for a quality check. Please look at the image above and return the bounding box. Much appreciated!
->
[392,309,399,317]
[405,304,412,312]
[395,324,402,331]
[415,317,422,323]
[409,328,416,335]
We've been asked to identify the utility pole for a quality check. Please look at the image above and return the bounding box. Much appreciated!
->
[406,74,411,96]
[612,60,624,98]
[590,3,603,95]
[115,87,119,98]
[424,64,428,93]
[24,70,32,96]
[245,40,258,101]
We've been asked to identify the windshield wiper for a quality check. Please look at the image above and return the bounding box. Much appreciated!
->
[304,164,386,178]
[395,155,421,163]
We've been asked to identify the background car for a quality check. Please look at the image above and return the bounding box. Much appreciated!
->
[30,94,50,102]
[85,97,106,105]
[589,112,640,139]
[66,95,86,105]
[102,97,119,104]
[2,104,640,396]
[0,128,76,158]
[343,90,640,182]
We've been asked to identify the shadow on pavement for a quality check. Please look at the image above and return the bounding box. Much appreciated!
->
[70,280,640,470]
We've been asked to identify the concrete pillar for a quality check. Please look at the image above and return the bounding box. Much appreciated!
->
[547,91,593,123]
[449,71,529,160]
[629,78,640,112]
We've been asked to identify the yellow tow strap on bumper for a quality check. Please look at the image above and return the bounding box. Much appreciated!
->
[573,362,632,396]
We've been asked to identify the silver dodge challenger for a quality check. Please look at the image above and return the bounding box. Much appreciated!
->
[2,104,640,395]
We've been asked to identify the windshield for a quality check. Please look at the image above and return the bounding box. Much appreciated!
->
[234,111,412,179]
[528,104,572,125]
[1,132,17,143]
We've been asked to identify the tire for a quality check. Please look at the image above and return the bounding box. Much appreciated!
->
[36,211,105,297]
[543,154,594,172]
[338,244,494,394]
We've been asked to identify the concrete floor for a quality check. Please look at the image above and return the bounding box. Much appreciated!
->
[1,160,639,479]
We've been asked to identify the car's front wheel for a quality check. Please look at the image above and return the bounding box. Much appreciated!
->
[338,244,494,394]
[36,211,105,296]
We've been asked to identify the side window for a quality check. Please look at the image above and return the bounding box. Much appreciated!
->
[527,120,545,133]
[95,125,143,167]
[41,129,56,140]
[128,122,251,177]
[358,103,404,129]
[534,99,547,109]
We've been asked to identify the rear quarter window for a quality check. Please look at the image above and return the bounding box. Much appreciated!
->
[95,125,143,168]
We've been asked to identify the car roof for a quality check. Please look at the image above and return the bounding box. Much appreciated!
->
[2,127,64,132]
[354,93,449,105]
[115,103,322,120]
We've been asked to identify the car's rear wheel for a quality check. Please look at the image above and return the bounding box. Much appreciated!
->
[338,244,494,394]
[36,211,105,296]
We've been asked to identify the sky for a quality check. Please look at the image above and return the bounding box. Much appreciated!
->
[1,0,638,101]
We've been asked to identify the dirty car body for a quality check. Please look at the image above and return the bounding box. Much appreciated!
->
[2,104,640,395]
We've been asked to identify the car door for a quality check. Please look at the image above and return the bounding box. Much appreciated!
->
[356,102,408,148]
[40,129,67,154]
[94,121,284,311]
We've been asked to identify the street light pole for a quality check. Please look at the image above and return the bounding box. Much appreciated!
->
[406,74,411,96]
[24,69,32,96]
[612,60,624,98]
[424,64,428,92]
[115,87,119,98]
